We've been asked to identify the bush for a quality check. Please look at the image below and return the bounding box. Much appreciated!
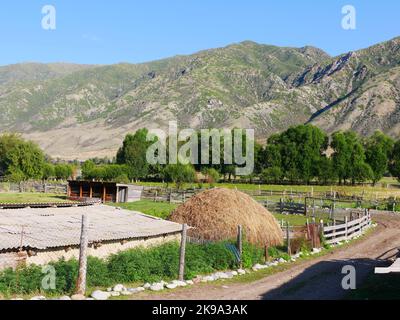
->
[0,240,269,296]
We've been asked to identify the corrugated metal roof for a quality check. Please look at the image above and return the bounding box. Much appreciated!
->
[0,205,183,251]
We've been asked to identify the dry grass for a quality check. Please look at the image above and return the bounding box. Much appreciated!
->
[169,188,283,246]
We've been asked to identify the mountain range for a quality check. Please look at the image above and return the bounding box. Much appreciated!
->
[1,37,400,160]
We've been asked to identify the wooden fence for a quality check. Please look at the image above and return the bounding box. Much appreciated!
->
[322,210,372,245]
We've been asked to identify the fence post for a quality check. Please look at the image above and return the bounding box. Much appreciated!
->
[286,221,291,256]
[178,224,188,281]
[345,216,348,240]
[333,219,336,242]
[237,225,243,268]
[319,219,324,248]
[264,242,269,263]
[304,197,308,216]
[76,214,89,295]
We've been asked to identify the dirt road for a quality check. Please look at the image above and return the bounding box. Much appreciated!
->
[136,212,400,300]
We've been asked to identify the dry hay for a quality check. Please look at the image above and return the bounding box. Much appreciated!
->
[169,188,283,246]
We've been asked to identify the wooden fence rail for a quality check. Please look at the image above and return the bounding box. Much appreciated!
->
[323,210,371,245]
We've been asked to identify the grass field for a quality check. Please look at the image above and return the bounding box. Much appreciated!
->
[0,193,68,204]
[136,178,400,200]
[112,200,314,226]
[109,200,178,219]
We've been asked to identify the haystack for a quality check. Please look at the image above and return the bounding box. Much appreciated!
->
[169,188,283,246]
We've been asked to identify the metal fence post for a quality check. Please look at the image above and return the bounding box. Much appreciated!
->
[178,224,188,281]
[76,214,89,295]
[286,221,291,256]
[237,225,243,268]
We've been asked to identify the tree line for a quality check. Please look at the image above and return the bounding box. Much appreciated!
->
[0,134,76,182]
[3,124,400,185]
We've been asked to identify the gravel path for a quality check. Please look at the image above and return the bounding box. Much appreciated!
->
[134,212,400,300]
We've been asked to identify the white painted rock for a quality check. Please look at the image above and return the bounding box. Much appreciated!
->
[166,283,178,289]
[71,294,86,301]
[128,287,145,293]
[237,269,246,275]
[231,271,238,276]
[225,272,235,278]
[121,290,133,296]
[186,280,194,285]
[143,283,151,289]
[278,258,286,263]
[107,287,113,292]
[30,296,46,300]
[172,280,187,287]
[110,291,120,297]
[150,283,164,291]
[59,296,72,300]
[113,284,125,292]
[91,290,110,300]
[201,275,215,282]
[214,272,230,279]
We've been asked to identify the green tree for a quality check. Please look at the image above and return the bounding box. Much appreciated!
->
[389,140,400,181]
[162,164,196,189]
[42,163,56,180]
[331,131,372,185]
[264,125,328,184]
[261,166,282,184]
[202,168,220,186]
[54,164,73,180]
[4,140,46,181]
[117,129,153,181]
[316,157,336,185]
[364,131,394,185]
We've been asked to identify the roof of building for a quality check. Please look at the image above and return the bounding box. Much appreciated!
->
[0,205,182,251]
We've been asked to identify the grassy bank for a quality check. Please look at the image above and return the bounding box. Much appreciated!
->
[0,193,69,204]
[0,240,286,298]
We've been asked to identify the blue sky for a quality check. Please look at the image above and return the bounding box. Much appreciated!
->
[0,0,399,65]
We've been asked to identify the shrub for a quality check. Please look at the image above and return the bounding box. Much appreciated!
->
[0,240,272,296]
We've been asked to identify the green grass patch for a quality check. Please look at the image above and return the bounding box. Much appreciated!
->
[109,200,178,219]
[135,181,400,200]
[111,200,312,226]
[0,193,69,204]
[0,240,275,298]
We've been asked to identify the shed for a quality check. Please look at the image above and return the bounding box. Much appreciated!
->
[67,181,143,203]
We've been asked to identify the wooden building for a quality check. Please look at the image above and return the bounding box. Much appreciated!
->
[67,181,143,203]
